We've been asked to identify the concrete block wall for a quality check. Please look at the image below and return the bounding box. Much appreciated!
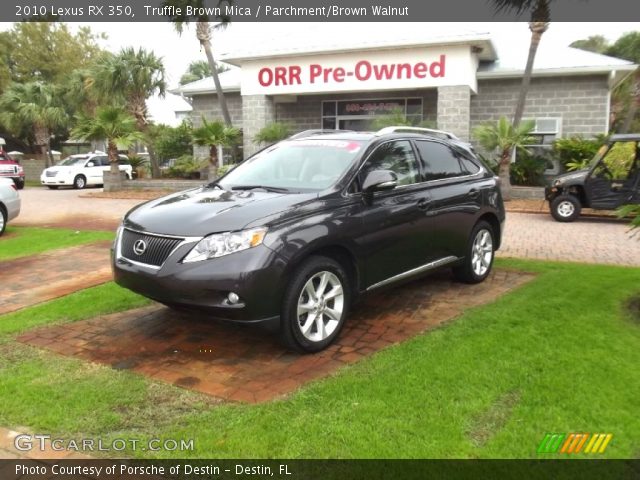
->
[275,89,439,132]
[470,75,610,137]
[190,92,243,160]
[437,85,471,141]
[242,95,276,157]
[20,158,46,181]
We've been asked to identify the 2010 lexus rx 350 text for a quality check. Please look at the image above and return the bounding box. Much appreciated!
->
[112,128,505,352]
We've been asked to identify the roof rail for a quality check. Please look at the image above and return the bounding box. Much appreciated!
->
[375,126,460,140]
[289,129,355,140]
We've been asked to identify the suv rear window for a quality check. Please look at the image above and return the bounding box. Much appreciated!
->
[415,140,464,181]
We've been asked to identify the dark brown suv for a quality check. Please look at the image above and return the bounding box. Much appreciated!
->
[113,127,505,352]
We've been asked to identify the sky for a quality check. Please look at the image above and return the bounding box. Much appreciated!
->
[2,21,640,124]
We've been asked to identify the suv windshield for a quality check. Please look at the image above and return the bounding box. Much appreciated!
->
[219,139,363,192]
[59,156,89,166]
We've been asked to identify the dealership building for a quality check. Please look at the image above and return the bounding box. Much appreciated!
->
[176,30,637,166]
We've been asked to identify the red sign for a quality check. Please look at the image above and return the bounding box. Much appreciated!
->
[257,55,446,87]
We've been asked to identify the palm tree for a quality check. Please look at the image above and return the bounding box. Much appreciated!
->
[0,82,67,167]
[473,117,536,200]
[180,59,228,85]
[163,0,234,126]
[71,107,143,179]
[192,117,240,170]
[492,0,551,129]
[490,0,551,198]
[253,122,291,146]
[89,48,166,177]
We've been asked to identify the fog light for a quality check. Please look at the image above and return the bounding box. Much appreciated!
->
[227,292,240,304]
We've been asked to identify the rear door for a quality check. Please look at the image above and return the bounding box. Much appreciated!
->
[414,139,483,261]
[587,140,639,209]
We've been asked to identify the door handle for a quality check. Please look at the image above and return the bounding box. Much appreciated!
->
[417,198,429,210]
[468,188,479,199]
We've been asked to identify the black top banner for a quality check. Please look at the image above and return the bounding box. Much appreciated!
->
[4,0,640,22]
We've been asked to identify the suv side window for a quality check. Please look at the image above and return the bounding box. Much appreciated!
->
[415,140,464,181]
[359,140,420,187]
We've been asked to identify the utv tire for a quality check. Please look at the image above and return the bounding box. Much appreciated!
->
[550,194,581,222]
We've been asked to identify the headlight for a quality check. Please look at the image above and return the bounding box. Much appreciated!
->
[553,179,562,187]
[183,227,268,263]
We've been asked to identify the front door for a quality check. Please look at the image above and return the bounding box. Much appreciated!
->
[351,140,431,288]
[587,140,639,209]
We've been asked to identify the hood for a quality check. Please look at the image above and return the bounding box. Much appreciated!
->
[123,186,318,237]
[551,169,589,185]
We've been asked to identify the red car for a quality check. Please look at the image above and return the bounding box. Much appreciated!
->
[0,149,25,190]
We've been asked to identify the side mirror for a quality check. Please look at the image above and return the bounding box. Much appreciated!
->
[86,162,94,167]
[362,170,397,194]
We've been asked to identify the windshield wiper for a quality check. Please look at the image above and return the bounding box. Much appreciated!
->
[204,182,226,190]
[231,185,290,193]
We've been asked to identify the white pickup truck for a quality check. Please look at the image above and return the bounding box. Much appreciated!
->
[40,152,132,189]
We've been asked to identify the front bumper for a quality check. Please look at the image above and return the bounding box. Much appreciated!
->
[112,230,287,327]
[40,174,73,186]
[0,174,24,185]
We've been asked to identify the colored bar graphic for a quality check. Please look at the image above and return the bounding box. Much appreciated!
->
[539,433,612,454]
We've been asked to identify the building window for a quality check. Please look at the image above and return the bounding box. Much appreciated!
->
[517,117,562,174]
[321,98,423,131]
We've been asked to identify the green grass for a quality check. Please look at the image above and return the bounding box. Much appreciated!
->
[0,226,114,261]
[0,259,638,459]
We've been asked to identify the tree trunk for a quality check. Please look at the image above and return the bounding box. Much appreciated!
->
[131,100,161,179]
[197,22,232,127]
[108,140,119,176]
[513,21,548,128]
[209,145,218,166]
[620,77,639,133]
[498,148,512,201]
[34,125,51,167]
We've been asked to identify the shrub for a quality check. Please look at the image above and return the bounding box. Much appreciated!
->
[127,154,149,178]
[253,122,291,145]
[553,135,605,171]
[216,164,235,178]
[167,155,207,179]
[510,151,547,186]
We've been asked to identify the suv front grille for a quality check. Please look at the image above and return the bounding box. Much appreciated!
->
[121,229,184,267]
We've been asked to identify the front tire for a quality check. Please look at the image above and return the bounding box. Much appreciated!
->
[453,221,495,284]
[73,175,86,190]
[550,194,581,222]
[280,256,350,353]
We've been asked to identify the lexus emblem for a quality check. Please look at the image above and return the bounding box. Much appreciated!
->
[133,239,147,256]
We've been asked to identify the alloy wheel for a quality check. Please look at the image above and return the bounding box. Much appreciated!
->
[471,228,493,277]
[296,271,344,342]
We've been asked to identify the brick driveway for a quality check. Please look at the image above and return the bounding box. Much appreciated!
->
[498,213,640,267]
[18,269,533,403]
[0,242,113,315]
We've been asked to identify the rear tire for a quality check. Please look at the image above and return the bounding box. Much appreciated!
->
[550,194,581,222]
[0,206,6,236]
[15,179,24,190]
[453,221,495,284]
[280,256,350,353]
[73,175,86,190]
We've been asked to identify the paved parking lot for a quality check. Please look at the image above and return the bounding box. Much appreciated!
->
[498,213,640,267]
[14,187,141,231]
[14,187,640,267]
